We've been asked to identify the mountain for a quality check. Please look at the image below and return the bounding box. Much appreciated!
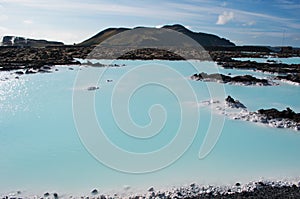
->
[1,36,64,47]
[79,24,235,47]
[162,24,235,47]
[79,28,130,47]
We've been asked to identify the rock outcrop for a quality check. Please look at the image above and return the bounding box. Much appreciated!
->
[258,107,300,123]
[192,72,273,86]
[200,96,300,131]
[225,95,247,109]
[2,36,64,47]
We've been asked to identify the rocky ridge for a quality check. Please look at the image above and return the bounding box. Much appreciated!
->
[191,72,275,86]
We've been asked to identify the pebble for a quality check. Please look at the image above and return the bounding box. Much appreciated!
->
[91,189,98,195]
[44,192,50,197]
[53,193,58,199]
[148,187,154,192]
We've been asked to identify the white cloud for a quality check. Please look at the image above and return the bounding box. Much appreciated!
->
[216,11,234,25]
[23,19,33,24]
[0,14,8,21]
[243,21,256,26]
[275,0,300,9]
[221,1,227,7]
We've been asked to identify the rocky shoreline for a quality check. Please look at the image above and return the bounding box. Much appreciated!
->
[191,72,275,86]
[0,46,92,72]
[128,180,300,199]
[202,96,300,131]
[0,46,299,70]
[226,98,300,131]
[211,53,300,84]
[2,179,300,199]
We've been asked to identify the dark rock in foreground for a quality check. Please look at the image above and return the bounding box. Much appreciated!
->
[200,96,300,131]
[258,107,300,123]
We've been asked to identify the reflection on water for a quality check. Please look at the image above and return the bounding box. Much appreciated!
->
[0,71,29,118]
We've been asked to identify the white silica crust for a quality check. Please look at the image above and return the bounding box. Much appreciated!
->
[199,99,300,131]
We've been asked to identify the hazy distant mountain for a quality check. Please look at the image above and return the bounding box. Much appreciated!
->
[79,24,235,47]
[1,36,64,47]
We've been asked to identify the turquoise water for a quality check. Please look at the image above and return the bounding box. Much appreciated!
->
[0,60,300,196]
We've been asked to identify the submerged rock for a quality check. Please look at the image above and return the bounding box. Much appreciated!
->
[87,86,99,91]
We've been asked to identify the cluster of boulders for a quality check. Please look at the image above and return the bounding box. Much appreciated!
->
[221,96,300,131]
[191,72,273,86]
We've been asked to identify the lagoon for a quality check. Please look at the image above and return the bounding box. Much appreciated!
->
[0,60,300,196]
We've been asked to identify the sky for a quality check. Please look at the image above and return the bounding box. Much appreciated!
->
[0,0,299,46]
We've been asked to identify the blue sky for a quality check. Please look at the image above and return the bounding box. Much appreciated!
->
[0,0,299,46]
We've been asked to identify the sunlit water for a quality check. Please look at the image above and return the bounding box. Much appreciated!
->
[0,59,300,196]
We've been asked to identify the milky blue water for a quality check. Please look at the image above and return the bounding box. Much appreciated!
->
[0,60,300,196]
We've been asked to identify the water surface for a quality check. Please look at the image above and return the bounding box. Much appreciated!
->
[0,60,299,196]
